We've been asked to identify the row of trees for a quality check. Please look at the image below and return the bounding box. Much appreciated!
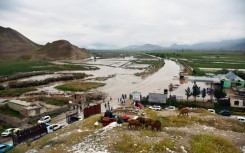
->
[185,82,226,101]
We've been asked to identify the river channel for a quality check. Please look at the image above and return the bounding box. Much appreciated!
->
[23,58,211,102]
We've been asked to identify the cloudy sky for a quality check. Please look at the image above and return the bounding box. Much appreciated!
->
[0,0,245,48]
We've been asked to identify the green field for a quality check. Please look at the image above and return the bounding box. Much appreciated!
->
[0,87,37,97]
[147,51,245,77]
[0,60,96,76]
[55,81,105,92]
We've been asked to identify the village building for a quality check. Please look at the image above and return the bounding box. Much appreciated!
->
[148,93,167,103]
[229,95,245,108]
[132,91,141,101]
[7,100,43,117]
[217,71,245,88]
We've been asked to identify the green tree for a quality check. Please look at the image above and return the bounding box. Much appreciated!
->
[192,82,200,101]
[169,83,174,96]
[185,87,192,101]
[201,88,206,101]
[214,87,226,101]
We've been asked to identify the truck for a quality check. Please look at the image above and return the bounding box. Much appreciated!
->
[12,123,58,145]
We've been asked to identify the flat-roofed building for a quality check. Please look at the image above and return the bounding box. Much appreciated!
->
[7,100,43,117]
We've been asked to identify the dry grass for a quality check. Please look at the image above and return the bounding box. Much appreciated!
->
[112,133,180,153]
[191,134,242,153]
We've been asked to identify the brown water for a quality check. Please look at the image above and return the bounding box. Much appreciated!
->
[27,58,212,102]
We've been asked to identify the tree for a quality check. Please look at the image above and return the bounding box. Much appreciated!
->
[201,88,206,101]
[214,87,226,101]
[192,82,200,101]
[185,87,192,101]
[169,83,174,96]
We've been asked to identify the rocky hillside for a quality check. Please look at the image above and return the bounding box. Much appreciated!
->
[32,40,91,60]
[0,26,41,61]
[9,108,245,153]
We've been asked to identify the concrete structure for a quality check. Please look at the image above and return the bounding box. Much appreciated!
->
[7,100,43,117]
[217,71,245,88]
[132,91,141,101]
[230,96,245,108]
[148,93,167,103]
[187,76,220,83]
[72,94,86,105]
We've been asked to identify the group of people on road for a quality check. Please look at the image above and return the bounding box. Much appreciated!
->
[118,94,127,105]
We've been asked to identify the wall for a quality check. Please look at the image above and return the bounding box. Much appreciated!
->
[230,98,245,108]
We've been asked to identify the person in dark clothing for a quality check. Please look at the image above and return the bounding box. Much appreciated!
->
[104,103,107,108]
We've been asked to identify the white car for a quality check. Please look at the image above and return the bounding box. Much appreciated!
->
[1,128,20,137]
[237,117,245,123]
[149,105,161,111]
[165,106,176,110]
[208,109,216,114]
[38,116,51,124]
[51,124,62,131]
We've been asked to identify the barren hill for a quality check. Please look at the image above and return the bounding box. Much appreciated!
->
[0,26,41,60]
[32,40,91,60]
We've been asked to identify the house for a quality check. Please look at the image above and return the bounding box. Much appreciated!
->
[148,93,167,103]
[230,96,245,108]
[132,91,141,101]
[7,100,43,117]
[72,94,86,105]
[217,71,245,88]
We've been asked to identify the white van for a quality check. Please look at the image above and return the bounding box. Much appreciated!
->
[208,109,215,114]
[237,117,245,123]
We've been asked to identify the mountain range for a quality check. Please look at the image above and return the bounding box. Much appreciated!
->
[120,38,245,51]
[121,44,166,51]
[169,38,245,51]
[0,26,91,61]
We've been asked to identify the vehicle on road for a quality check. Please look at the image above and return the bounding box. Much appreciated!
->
[50,124,62,131]
[208,109,215,114]
[0,144,13,153]
[149,105,161,111]
[1,128,20,137]
[218,110,231,116]
[237,117,245,123]
[165,106,176,110]
[38,116,51,124]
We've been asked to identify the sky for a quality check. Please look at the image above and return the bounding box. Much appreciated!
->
[0,0,245,49]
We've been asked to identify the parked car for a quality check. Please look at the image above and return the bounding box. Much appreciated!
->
[218,110,231,116]
[149,105,161,111]
[0,144,13,153]
[208,109,215,114]
[1,128,20,137]
[38,116,51,124]
[165,106,176,110]
[237,117,245,123]
[50,124,62,131]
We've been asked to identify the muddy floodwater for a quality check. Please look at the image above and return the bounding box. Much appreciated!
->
[27,58,212,102]
[36,58,211,101]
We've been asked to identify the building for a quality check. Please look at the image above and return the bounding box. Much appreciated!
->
[148,93,167,103]
[230,96,245,108]
[72,94,86,105]
[132,91,141,101]
[217,71,245,88]
[7,100,43,117]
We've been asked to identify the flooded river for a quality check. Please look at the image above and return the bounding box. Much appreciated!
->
[25,58,212,102]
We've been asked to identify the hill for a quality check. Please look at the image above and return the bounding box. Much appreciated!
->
[31,40,91,60]
[9,108,245,153]
[122,44,166,51]
[170,38,245,51]
[0,26,41,60]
